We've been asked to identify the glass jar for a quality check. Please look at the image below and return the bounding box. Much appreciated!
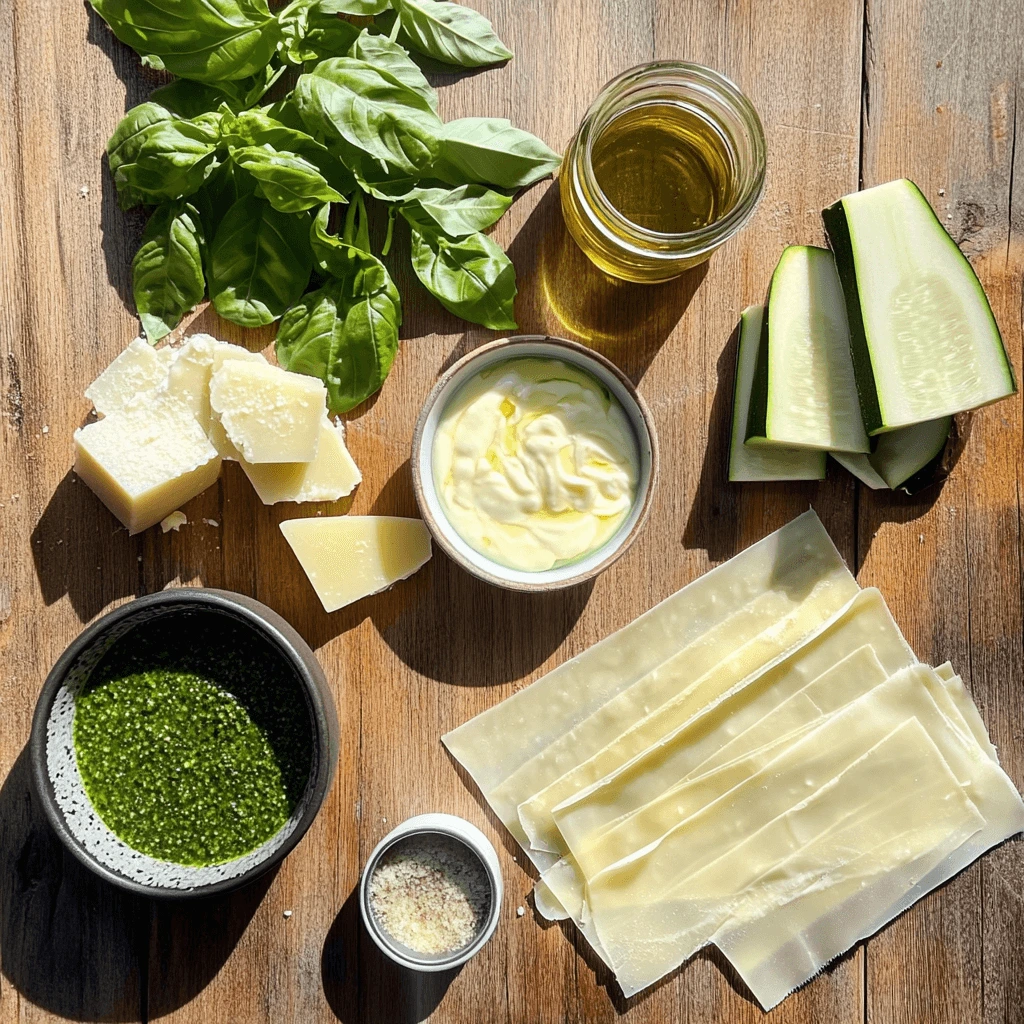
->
[560,62,766,284]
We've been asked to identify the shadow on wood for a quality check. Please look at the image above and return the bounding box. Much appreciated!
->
[369,460,595,685]
[267,459,594,685]
[508,181,708,383]
[146,869,278,1018]
[86,2,162,313]
[0,747,146,1021]
[322,885,460,1024]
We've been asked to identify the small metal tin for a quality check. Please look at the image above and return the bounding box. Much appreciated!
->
[359,813,503,972]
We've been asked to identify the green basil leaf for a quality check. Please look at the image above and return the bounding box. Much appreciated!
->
[133,201,206,342]
[223,109,356,195]
[89,0,281,83]
[229,146,344,212]
[107,104,223,209]
[310,201,367,275]
[209,195,313,326]
[391,0,512,68]
[406,219,516,329]
[431,117,560,189]
[277,0,361,65]
[192,160,259,248]
[150,66,284,118]
[294,57,441,176]
[401,184,512,236]
[260,97,310,133]
[276,264,401,413]
[325,0,391,13]
[348,29,437,112]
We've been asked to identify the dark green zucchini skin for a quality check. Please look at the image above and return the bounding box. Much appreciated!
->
[744,289,772,442]
[822,199,884,435]
[898,412,971,495]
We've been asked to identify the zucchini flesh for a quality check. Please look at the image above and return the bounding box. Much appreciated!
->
[746,246,870,453]
[832,415,951,490]
[728,306,825,482]
[824,179,1015,433]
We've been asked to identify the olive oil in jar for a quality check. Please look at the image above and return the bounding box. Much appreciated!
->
[560,63,766,283]
[591,103,735,235]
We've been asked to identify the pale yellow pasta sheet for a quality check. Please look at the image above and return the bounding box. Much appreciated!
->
[524,588,913,857]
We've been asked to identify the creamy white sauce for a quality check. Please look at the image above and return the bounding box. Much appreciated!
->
[432,357,639,572]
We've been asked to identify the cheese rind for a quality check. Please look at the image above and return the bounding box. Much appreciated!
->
[74,394,221,534]
[85,337,168,416]
[210,361,326,463]
[241,417,361,504]
[280,516,432,612]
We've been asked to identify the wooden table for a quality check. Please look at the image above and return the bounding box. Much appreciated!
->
[3,0,1023,1021]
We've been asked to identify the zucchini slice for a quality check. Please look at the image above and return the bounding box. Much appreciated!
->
[824,179,1015,433]
[746,246,870,453]
[728,306,826,482]
[832,415,952,491]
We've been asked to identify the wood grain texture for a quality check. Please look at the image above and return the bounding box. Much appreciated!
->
[2,0,1023,1021]
[857,2,1024,1024]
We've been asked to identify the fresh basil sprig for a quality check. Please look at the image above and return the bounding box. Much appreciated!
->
[404,211,517,331]
[133,201,206,341]
[90,0,281,83]
[94,0,560,409]
[209,195,314,326]
[432,118,562,189]
[294,58,441,176]
[401,185,512,236]
[389,0,513,67]
[277,201,401,413]
[107,105,222,209]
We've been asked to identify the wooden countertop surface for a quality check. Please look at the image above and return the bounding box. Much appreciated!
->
[2,0,1023,1020]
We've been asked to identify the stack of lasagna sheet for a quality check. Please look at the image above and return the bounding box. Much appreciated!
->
[443,511,1024,1008]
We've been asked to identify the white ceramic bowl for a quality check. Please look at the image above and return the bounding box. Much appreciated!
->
[412,335,659,591]
[359,813,503,972]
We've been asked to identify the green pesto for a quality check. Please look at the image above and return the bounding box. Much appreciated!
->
[73,612,312,867]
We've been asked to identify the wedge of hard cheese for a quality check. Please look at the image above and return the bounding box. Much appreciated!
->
[281,516,431,612]
[210,360,327,463]
[241,417,361,504]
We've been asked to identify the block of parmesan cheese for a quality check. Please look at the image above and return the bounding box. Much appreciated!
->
[241,417,361,504]
[210,361,326,463]
[280,516,431,612]
[85,337,168,416]
[74,394,221,534]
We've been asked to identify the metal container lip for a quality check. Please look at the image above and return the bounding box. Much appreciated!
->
[359,813,503,973]
[29,587,338,899]
[412,335,659,592]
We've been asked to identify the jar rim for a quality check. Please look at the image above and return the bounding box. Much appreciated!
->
[573,61,767,258]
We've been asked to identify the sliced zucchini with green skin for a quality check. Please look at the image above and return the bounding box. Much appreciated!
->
[746,246,870,453]
[824,178,1015,434]
[729,306,825,482]
[832,415,952,490]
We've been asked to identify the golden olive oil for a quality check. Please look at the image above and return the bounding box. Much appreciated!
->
[591,102,736,235]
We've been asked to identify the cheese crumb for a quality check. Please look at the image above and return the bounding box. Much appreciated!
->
[283,910,293,919]
[161,511,187,533]
[516,906,525,917]
[368,835,490,956]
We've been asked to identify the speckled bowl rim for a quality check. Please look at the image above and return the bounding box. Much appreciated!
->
[29,588,339,900]
[359,813,503,972]
[411,335,660,591]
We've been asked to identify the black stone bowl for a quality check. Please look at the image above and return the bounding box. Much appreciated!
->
[29,588,338,899]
